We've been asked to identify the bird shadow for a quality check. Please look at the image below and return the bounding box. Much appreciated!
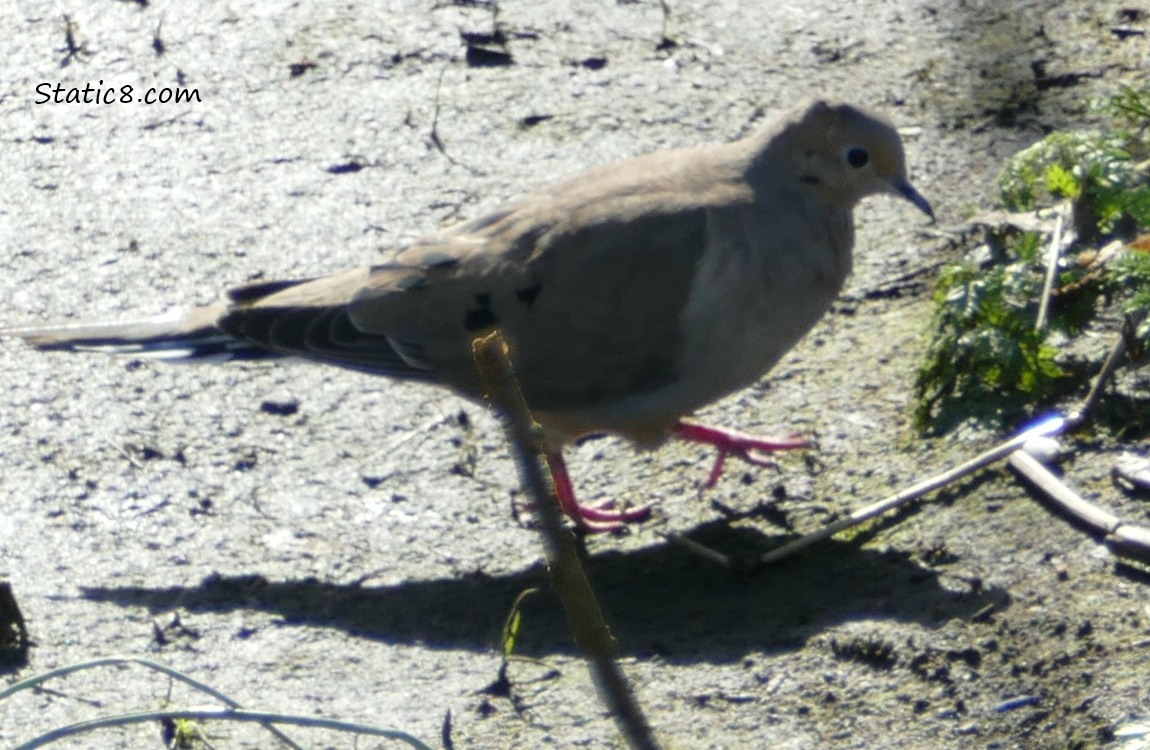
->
[80,525,1005,663]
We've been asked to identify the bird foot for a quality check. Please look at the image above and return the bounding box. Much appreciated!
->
[543,449,650,533]
[673,420,810,488]
[528,422,807,533]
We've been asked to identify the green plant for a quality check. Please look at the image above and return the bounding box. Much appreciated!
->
[914,87,1150,434]
[997,130,1136,230]
[914,231,1083,432]
[1110,247,1150,339]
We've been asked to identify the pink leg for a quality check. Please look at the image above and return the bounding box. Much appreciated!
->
[543,449,651,533]
[673,420,810,488]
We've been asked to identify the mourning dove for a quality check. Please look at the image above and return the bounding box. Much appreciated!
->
[2,99,932,532]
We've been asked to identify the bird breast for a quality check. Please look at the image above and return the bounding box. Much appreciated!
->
[673,201,853,410]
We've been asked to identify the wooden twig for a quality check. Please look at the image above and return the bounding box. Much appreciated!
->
[757,416,1067,566]
[755,286,1149,566]
[1008,450,1150,559]
[1069,310,1147,426]
[663,531,738,568]
[471,331,661,750]
[1006,310,1150,560]
[1034,204,1067,331]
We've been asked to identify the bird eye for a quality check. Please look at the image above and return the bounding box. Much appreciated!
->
[844,146,869,169]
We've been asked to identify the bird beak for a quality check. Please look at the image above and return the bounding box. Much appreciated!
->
[895,179,934,221]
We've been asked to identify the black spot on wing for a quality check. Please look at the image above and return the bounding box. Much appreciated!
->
[515,284,541,309]
[395,274,428,291]
[418,251,460,269]
[464,293,498,332]
[227,278,314,304]
[464,307,498,332]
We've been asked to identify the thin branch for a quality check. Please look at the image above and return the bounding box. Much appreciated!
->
[757,416,1067,566]
[0,657,233,705]
[1007,309,1150,561]
[471,331,661,750]
[1069,310,1146,425]
[429,60,482,175]
[0,656,305,750]
[755,308,1147,567]
[10,708,433,750]
[1008,450,1150,559]
[1035,203,1067,331]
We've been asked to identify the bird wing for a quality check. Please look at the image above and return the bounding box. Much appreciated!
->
[224,142,757,412]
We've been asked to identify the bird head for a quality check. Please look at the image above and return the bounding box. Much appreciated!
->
[783,100,934,220]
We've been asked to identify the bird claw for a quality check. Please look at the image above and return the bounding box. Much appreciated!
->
[542,449,650,534]
[573,502,651,533]
[530,421,807,533]
[738,447,781,468]
[515,500,648,534]
[675,420,809,488]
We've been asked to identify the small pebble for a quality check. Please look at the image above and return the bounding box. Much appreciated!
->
[1112,452,1150,493]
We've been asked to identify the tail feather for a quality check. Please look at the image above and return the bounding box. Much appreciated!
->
[0,304,283,364]
[3,273,438,382]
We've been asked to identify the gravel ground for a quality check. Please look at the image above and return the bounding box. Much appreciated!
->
[2,1,1149,748]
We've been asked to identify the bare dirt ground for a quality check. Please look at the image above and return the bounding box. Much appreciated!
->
[2,1,1149,748]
